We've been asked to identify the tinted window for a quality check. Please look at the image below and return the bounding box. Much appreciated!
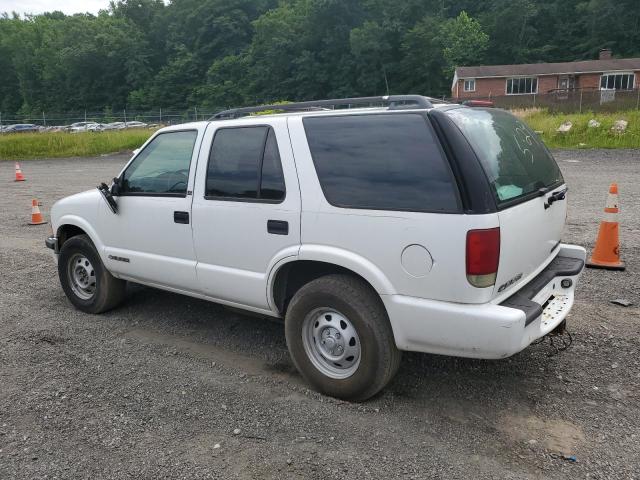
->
[303,114,459,212]
[260,129,286,201]
[122,130,197,195]
[446,108,563,205]
[206,126,285,201]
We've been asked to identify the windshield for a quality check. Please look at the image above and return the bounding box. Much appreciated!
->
[446,108,563,205]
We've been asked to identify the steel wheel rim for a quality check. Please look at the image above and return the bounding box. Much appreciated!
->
[67,253,96,300]
[302,308,361,379]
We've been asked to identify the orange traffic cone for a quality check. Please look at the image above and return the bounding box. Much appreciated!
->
[29,199,47,225]
[586,183,624,271]
[14,162,25,182]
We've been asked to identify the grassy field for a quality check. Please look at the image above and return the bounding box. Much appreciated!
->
[0,129,154,160]
[516,109,640,149]
[1,109,639,160]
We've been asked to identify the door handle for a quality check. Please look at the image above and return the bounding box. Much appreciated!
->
[267,220,288,235]
[174,211,189,224]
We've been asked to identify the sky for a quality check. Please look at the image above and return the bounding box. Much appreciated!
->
[0,0,111,16]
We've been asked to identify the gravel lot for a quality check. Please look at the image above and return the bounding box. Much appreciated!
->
[1,150,639,479]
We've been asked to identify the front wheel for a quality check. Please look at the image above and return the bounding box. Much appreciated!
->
[285,274,401,401]
[58,234,126,314]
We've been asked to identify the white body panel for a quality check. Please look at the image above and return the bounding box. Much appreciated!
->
[49,108,585,361]
[51,190,105,253]
[191,117,301,309]
[96,123,208,291]
[493,185,568,299]
[383,244,585,358]
[288,116,497,304]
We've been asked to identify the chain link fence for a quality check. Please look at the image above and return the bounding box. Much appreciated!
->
[3,89,640,130]
[456,88,640,113]
[0,108,218,130]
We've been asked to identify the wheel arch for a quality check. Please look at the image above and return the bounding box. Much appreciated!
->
[56,215,105,256]
[269,248,395,316]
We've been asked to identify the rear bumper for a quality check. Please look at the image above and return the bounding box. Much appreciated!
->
[383,244,586,359]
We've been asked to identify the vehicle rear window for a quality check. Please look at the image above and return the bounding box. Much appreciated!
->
[446,108,563,205]
[303,113,459,212]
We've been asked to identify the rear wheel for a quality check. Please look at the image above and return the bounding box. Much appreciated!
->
[58,234,126,313]
[285,274,401,401]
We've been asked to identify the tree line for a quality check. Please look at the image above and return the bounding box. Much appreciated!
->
[1,0,639,116]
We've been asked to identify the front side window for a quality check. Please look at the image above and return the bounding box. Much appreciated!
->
[600,72,634,90]
[506,77,538,95]
[464,79,476,92]
[303,113,459,212]
[205,126,285,202]
[446,108,563,206]
[121,130,197,195]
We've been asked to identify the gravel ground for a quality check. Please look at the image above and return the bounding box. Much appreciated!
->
[0,150,639,479]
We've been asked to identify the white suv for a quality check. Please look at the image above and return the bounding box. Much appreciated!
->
[46,96,585,401]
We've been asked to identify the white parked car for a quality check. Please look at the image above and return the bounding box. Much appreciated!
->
[46,96,585,401]
[68,122,104,133]
[102,122,125,130]
[124,121,148,129]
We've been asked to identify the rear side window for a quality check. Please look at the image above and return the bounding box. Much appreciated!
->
[445,108,563,206]
[303,114,459,212]
[206,126,285,202]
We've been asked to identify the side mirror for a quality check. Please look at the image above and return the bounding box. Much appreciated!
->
[111,177,121,196]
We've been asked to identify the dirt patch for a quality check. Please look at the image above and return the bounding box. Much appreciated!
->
[499,414,586,454]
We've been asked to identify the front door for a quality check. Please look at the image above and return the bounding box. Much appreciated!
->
[98,127,204,292]
[191,117,301,310]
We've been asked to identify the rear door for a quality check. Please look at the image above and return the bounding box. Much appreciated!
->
[191,117,301,310]
[446,108,566,298]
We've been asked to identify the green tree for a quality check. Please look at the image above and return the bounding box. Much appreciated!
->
[440,11,489,76]
[1,0,638,113]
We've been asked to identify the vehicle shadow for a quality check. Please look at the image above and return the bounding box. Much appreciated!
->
[117,282,566,409]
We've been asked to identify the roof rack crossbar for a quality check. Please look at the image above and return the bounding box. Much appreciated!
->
[210,95,435,120]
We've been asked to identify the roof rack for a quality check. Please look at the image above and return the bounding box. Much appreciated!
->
[210,95,435,120]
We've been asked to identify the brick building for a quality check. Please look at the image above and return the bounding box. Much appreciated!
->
[451,49,640,100]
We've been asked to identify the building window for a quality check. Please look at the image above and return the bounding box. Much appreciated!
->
[463,79,475,92]
[600,72,634,90]
[506,77,538,95]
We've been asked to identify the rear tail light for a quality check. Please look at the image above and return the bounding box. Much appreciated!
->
[466,227,500,288]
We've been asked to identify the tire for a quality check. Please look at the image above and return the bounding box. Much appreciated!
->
[285,274,401,401]
[58,234,126,314]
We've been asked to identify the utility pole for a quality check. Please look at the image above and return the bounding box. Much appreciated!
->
[579,89,583,113]
[42,111,46,127]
